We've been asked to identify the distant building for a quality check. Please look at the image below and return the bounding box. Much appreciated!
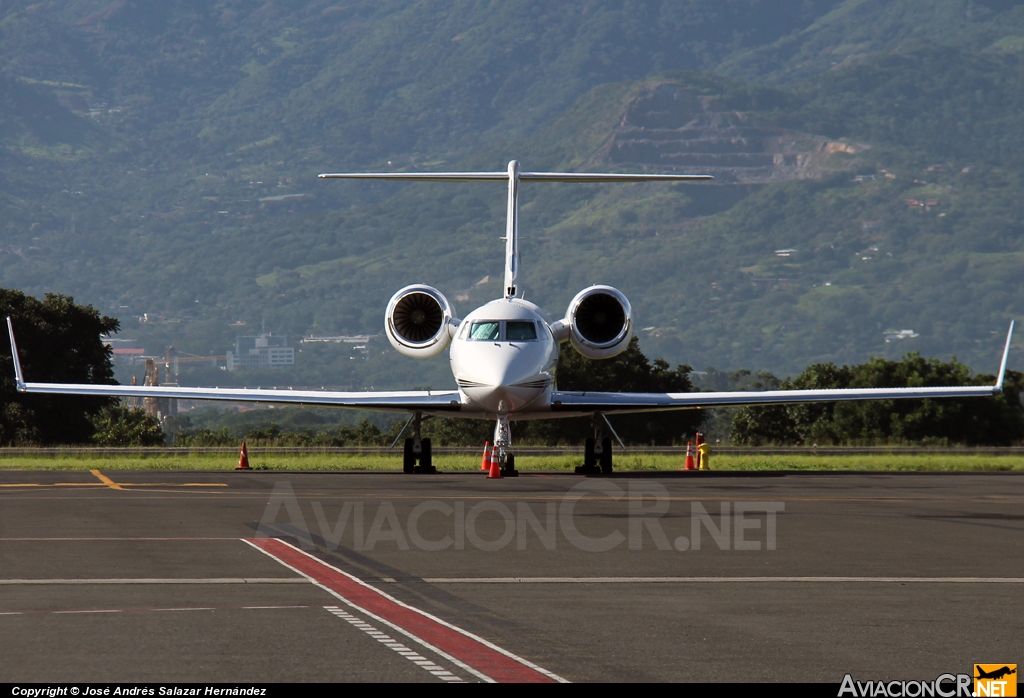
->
[301,334,378,344]
[227,333,294,371]
[103,338,147,365]
[884,329,919,343]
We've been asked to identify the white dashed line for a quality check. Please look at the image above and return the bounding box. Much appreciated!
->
[324,605,465,682]
[152,607,215,612]
[417,576,1024,584]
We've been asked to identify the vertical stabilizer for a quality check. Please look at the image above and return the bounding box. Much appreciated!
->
[317,161,712,301]
[504,160,520,298]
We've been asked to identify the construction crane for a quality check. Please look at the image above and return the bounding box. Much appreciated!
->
[131,348,227,419]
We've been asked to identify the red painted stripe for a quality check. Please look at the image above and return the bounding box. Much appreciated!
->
[248,537,558,683]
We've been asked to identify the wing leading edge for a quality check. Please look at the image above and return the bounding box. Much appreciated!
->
[553,321,1015,415]
[5,317,1014,417]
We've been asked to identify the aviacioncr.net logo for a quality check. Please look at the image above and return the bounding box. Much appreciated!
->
[974,664,1017,697]
[838,673,972,697]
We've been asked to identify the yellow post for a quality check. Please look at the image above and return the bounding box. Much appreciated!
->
[697,443,711,470]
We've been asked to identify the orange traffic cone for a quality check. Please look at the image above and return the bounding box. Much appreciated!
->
[480,441,492,471]
[237,441,251,471]
[684,442,696,471]
[487,448,502,479]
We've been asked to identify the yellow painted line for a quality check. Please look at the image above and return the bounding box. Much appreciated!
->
[0,479,226,489]
[1,483,106,488]
[90,470,123,490]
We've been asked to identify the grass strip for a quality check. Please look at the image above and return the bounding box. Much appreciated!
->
[0,453,1021,472]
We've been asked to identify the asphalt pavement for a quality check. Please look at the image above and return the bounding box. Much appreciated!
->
[0,468,1021,682]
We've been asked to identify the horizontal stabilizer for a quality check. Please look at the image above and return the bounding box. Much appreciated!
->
[319,172,713,182]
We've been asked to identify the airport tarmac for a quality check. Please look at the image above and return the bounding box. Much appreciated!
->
[0,469,1021,683]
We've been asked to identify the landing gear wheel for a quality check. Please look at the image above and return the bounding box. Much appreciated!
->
[404,436,436,474]
[599,436,613,474]
[414,438,436,474]
[503,452,519,477]
[403,438,416,474]
[576,438,601,475]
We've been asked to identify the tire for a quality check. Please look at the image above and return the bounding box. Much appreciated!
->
[420,438,433,472]
[599,436,613,474]
[403,438,416,473]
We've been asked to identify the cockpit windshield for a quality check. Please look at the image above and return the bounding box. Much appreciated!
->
[506,321,538,341]
[469,321,501,340]
[465,320,541,341]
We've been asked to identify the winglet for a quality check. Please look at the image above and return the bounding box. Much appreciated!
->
[6,316,26,391]
[995,320,1014,392]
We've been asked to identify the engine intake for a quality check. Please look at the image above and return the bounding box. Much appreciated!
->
[564,285,633,359]
[385,285,457,358]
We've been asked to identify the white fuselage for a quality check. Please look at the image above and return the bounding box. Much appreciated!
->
[449,298,558,418]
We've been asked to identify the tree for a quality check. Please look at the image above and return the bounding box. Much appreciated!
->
[0,289,119,445]
[731,353,1024,446]
[91,406,165,446]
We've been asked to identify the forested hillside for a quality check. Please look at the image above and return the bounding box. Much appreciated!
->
[1,0,1023,388]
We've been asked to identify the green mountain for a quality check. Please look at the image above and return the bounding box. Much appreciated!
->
[2,0,1023,388]
[721,0,1024,83]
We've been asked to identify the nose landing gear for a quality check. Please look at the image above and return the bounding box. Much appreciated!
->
[493,414,519,477]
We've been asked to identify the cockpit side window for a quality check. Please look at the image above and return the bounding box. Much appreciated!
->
[506,321,538,341]
[469,321,501,340]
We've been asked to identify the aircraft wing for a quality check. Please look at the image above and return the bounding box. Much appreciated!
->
[551,383,1003,415]
[5,318,461,414]
[14,382,463,413]
[553,321,1014,415]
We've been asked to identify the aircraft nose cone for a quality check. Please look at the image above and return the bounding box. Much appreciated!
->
[462,382,544,413]
[459,357,546,413]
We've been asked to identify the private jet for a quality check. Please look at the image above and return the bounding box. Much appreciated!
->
[6,161,1015,474]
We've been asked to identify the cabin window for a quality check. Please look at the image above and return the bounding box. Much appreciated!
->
[469,321,501,341]
[506,321,538,341]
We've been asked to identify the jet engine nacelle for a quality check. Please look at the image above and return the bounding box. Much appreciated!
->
[559,285,633,359]
[384,284,458,358]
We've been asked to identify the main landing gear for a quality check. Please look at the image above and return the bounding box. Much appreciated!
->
[400,413,436,474]
[575,414,614,475]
